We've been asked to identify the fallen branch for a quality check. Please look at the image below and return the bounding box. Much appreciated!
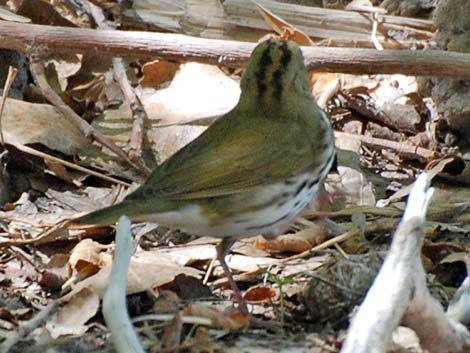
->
[340,173,470,353]
[1,21,470,77]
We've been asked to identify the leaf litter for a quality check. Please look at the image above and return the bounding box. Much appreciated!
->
[1,1,470,352]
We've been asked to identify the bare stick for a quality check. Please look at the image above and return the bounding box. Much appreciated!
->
[78,0,151,174]
[1,21,470,78]
[335,131,438,161]
[103,216,145,353]
[0,302,58,353]
[10,141,130,186]
[340,174,470,353]
[0,67,18,145]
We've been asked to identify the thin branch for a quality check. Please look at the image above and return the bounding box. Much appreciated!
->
[0,302,58,353]
[0,67,18,146]
[10,141,131,186]
[335,131,438,161]
[282,227,361,262]
[77,0,151,174]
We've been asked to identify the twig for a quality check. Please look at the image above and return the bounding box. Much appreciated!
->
[282,227,361,263]
[10,141,130,187]
[371,13,384,51]
[132,314,212,327]
[0,219,73,248]
[113,58,150,173]
[0,67,18,146]
[335,131,438,161]
[0,301,58,353]
[77,0,151,174]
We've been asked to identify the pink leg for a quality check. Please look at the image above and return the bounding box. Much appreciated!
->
[216,237,249,315]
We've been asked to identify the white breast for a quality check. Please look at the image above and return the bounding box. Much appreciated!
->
[147,172,321,238]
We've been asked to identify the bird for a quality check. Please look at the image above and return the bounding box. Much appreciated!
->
[74,37,336,315]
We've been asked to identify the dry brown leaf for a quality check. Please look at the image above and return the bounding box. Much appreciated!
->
[254,1,314,46]
[184,304,250,331]
[255,234,311,254]
[2,98,86,154]
[327,166,376,207]
[255,224,329,254]
[390,326,421,352]
[127,254,201,294]
[63,247,201,302]
[244,286,276,304]
[47,288,100,338]
[422,241,467,264]
[310,72,340,106]
[45,159,81,186]
[224,253,279,272]
[14,0,78,27]
[140,60,180,87]
[0,7,30,22]
[345,0,385,13]
[191,327,218,353]
[153,244,216,265]
[67,239,110,278]
[49,55,82,91]
[51,248,201,338]
[379,156,456,206]
[153,290,180,314]
[440,252,469,265]
[163,274,211,300]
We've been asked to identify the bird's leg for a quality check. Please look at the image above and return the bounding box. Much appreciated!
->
[216,237,249,315]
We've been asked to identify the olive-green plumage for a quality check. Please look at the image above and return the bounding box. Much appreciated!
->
[75,38,335,314]
[75,38,335,240]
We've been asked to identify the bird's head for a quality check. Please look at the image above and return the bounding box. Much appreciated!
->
[239,38,311,107]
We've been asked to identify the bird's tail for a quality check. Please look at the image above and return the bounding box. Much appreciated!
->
[73,201,139,226]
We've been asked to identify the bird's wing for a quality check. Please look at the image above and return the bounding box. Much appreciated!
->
[126,110,324,202]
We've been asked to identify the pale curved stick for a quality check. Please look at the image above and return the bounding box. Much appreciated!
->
[103,216,145,353]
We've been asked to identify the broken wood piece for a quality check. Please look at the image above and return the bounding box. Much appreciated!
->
[340,173,470,353]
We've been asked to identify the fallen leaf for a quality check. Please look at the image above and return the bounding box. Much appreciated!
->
[140,60,180,87]
[67,239,110,278]
[62,247,202,301]
[255,224,329,254]
[47,288,100,338]
[184,304,250,331]
[244,286,276,304]
[2,98,86,154]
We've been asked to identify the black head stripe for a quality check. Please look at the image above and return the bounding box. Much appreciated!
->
[256,42,273,98]
[272,41,292,99]
[280,41,292,67]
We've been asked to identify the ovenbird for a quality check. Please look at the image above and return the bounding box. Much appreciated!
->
[75,38,335,314]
